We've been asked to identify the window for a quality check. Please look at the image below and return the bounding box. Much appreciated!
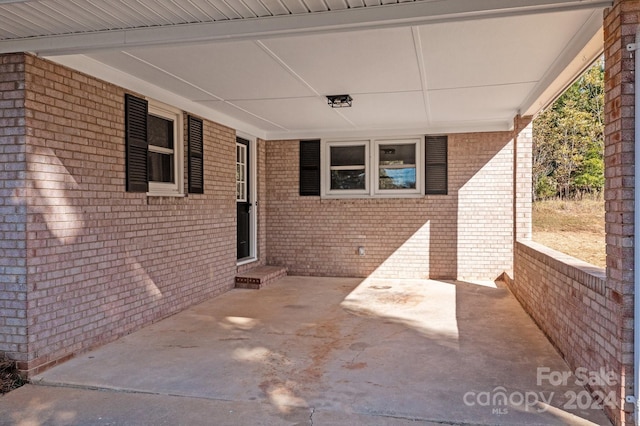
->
[236,142,247,202]
[125,94,203,196]
[374,139,420,195]
[147,108,176,185]
[321,138,423,198]
[325,141,369,196]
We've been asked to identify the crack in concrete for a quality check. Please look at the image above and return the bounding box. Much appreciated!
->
[309,406,315,425]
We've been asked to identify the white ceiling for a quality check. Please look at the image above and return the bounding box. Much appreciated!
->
[0,0,611,140]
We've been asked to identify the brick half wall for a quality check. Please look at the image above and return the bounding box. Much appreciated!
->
[510,240,623,424]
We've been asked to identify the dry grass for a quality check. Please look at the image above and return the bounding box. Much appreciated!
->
[0,354,24,394]
[532,198,606,268]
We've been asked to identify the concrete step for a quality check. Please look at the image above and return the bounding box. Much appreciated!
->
[235,265,287,289]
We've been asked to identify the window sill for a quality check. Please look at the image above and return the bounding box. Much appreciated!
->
[321,193,426,200]
[147,191,186,198]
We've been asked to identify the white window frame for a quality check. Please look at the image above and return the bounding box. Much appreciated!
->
[321,137,424,198]
[323,140,370,197]
[373,138,423,197]
[237,134,259,266]
[147,100,184,197]
[236,142,248,202]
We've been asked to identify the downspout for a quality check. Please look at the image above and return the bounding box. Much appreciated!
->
[628,30,640,425]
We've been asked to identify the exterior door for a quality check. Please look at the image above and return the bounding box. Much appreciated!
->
[236,138,251,260]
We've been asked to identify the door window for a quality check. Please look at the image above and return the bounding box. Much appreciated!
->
[236,143,247,202]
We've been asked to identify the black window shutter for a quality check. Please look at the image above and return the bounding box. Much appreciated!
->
[125,94,148,192]
[425,135,448,195]
[299,140,320,196]
[188,116,204,194]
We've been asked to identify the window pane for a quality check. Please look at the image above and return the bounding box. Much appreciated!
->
[237,183,244,200]
[379,143,415,166]
[379,167,416,189]
[378,143,417,190]
[148,114,174,149]
[148,152,174,183]
[331,169,366,190]
[331,145,365,167]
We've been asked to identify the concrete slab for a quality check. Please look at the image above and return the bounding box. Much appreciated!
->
[0,385,442,426]
[2,276,612,425]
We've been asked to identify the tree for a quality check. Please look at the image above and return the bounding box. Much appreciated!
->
[532,58,604,199]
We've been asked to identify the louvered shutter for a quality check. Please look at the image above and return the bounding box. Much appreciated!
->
[125,94,149,192]
[188,116,204,194]
[299,140,320,196]
[425,136,448,195]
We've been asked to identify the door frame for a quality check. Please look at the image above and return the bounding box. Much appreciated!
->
[237,134,258,266]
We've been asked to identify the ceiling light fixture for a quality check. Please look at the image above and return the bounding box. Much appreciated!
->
[326,94,353,108]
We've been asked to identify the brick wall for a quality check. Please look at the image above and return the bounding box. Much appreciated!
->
[603,1,639,424]
[265,132,514,280]
[0,54,28,366]
[9,53,238,375]
[510,241,621,422]
[514,116,533,241]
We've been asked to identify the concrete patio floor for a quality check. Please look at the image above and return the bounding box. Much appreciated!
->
[0,276,612,425]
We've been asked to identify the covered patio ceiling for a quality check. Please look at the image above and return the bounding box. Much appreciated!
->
[0,0,611,140]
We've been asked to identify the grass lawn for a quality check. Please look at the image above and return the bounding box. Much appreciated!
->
[532,198,606,268]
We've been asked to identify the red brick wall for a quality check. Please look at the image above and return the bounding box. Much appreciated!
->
[0,54,28,366]
[13,54,238,375]
[511,241,620,422]
[265,132,515,280]
[514,116,533,241]
[603,1,639,424]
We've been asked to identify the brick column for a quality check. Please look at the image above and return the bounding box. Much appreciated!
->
[0,53,28,370]
[514,115,533,242]
[604,1,639,424]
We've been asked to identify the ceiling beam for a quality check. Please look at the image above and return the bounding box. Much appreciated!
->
[0,0,613,55]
